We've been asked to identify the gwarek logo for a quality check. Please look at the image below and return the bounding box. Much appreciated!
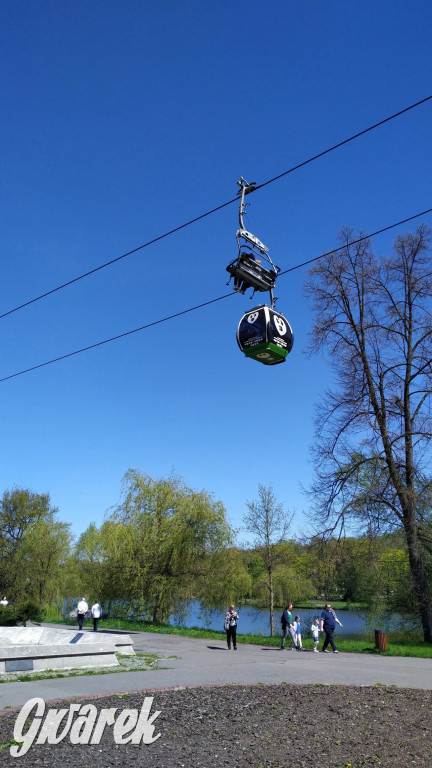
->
[10,696,161,757]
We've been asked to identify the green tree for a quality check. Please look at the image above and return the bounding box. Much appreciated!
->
[0,488,71,605]
[102,470,233,622]
[69,523,107,602]
[21,518,71,604]
[242,484,293,635]
[195,547,252,612]
[305,225,432,640]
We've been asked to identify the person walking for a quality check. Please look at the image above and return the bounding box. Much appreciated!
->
[280,602,297,650]
[293,615,303,650]
[91,600,102,631]
[320,602,343,653]
[0,596,8,606]
[224,603,239,650]
[311,618,320,652]
[76,597,88,631]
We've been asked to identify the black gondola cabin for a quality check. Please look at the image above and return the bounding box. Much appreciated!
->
[237,305,294,365]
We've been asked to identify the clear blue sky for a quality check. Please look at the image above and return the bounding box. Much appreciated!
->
[1,1,431,540]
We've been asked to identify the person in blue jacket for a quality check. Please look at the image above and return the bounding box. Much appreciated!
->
[320,603,343,653]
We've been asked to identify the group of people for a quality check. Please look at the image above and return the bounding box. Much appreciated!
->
[76,597,102,631]
[281,602,343,653]
[224,601,343,653]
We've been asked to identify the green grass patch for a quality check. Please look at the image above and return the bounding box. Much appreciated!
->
[281,600,367,611]
[0,652,162,685]
[0,740,24,753]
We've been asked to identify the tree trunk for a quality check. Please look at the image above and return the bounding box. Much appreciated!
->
[403,514,432,643]
[268,567,274,636]
[152,591,162,623]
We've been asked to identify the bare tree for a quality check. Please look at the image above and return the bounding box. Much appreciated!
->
[305,224,432,641]
[243,484,293,635]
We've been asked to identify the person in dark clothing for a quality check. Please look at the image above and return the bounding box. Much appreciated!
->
[320,603,343,653]
[76,597,88,631]
[281,602,297,650]
[224,603,239,650]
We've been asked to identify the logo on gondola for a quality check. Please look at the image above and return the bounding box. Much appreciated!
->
[247,312,259,324]
[274,316,286,335]
[257,352,271,359]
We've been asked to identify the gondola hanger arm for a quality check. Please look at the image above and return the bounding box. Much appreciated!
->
[236,177,256,230]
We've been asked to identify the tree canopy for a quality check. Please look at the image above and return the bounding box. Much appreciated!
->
[0,487,71,605]
[72,470,234,622]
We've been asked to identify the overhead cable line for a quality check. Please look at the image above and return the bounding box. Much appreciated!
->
[279,207,432,275]
[0,294,235,382]
[253,94,432,192]
[1,205,431,384]
[1,94,431,322]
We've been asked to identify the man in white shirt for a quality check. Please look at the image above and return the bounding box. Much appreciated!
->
[91,601,102,632]
[76,597,88,630]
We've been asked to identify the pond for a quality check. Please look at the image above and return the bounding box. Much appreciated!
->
[169,600,409,637]
[61,597,410,636]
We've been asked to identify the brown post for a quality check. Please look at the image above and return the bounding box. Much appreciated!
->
[374,629,388,651]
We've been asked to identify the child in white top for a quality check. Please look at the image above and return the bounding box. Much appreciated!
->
[311,618,320,652]
[293,615,302,650]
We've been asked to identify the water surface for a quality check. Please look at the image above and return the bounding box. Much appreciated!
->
[170,601,407,636]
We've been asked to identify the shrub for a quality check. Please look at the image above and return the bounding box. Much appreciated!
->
[0,600,46,626]
[15,599,46,626]
[0,605,17,626]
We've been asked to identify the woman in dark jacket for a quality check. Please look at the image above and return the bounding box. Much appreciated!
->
[224,603,239,650]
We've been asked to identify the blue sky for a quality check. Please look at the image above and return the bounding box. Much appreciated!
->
[1,1,431,540]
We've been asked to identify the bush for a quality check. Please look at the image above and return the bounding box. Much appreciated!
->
[0,600,46,626]
[0,605,17,626]
[15,599,46,626]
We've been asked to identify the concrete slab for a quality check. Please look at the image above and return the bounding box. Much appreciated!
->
[0,626,134,654]
[0,626,134,674]
[73,631,134,655]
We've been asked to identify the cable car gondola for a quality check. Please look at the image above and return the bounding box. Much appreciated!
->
[227,178,294,365]
[237,304,294,365]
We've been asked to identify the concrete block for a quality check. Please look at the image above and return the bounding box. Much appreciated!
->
[0,627,124,674]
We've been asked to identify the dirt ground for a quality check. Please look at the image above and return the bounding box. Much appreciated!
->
[1,683,431,767]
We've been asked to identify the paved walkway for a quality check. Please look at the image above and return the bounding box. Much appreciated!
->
[1,623,431,708]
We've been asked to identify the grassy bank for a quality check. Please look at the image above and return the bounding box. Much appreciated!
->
[277,600,367,611]
[0,652,162,685]
[44,616,432,658]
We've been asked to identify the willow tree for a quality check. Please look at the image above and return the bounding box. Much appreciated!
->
[305,224,432,641]
[69,523,108,603]
[104,470,233,622]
